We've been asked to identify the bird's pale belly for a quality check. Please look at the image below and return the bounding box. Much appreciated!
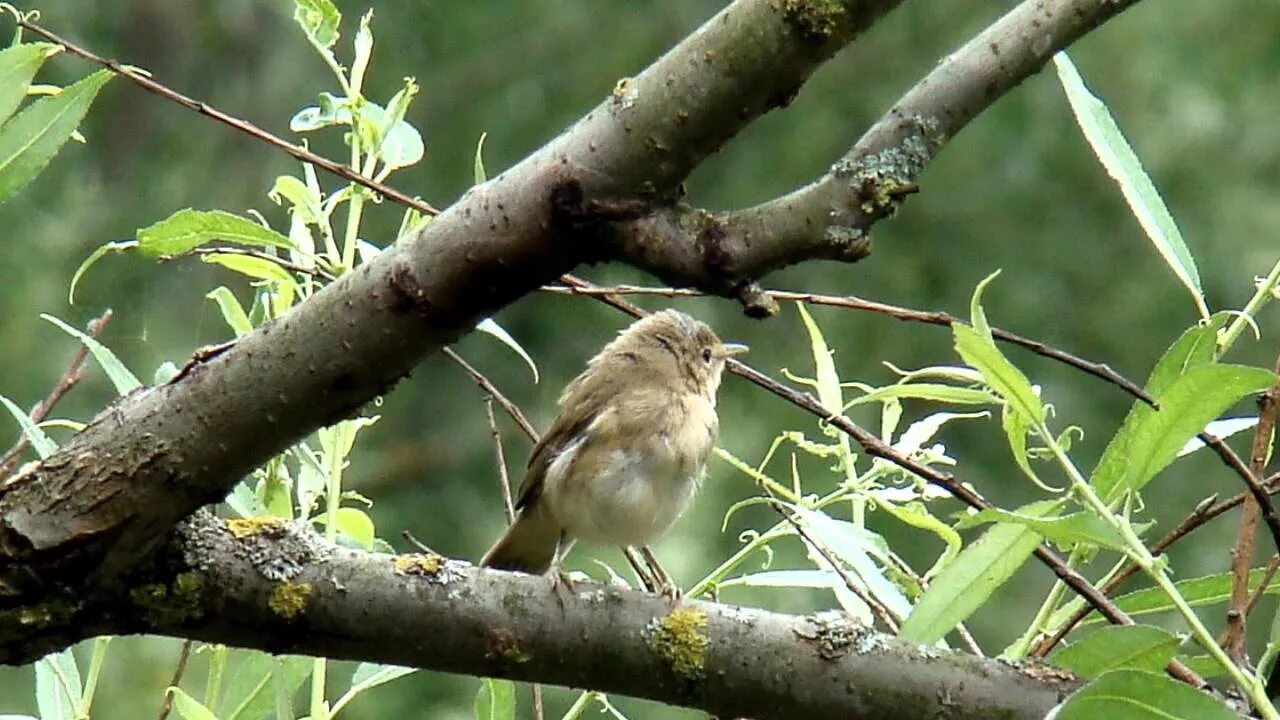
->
[547,446,703,547]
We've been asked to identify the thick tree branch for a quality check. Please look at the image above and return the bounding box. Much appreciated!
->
[0,0,900,605]
[7,512,1078,720]
[605,0,1140,302]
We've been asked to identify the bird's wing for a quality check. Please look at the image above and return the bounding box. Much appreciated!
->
[512,378,612,511]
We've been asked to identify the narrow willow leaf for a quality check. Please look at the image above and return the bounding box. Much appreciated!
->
[1072,567,1280,625]
[845,383,995,409]
[0,43,60,125]
[0,394,57,458]
[294,0,340,48]
[795,506,912,619]
[900,499,1059,644]
[1178,417,1259,458]
[1096,364,1275,501]
[1056,669,1236,720]
[348,663,415,693]
[968,269,1002,339]
[0,69,112,203]
[1050,625,1180,678]
[206,287,253,338]
[219,652,311,720]
[720,569,839,589]
[473,131,488,184]
[953,323,1044,425]
[35,649,81,720]
[201,253,298,310]
[956,507,1126,552]
[1054,53,1208,319]
[41,314,141,395]
[1091,316,1228,498]
[68,239,137,304]
[796,303,843,415]
[166,688,218,720]
[474,678,516,720]
[476,318,539,383]
[136,209,293,258]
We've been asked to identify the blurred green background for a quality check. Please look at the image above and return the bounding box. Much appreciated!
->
[2,0,1279,717]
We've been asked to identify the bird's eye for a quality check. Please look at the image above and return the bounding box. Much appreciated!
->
[702,347,713,363]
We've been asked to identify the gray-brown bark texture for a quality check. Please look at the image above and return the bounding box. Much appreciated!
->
[0,0,1141,718]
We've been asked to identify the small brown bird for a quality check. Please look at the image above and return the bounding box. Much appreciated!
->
[480,310,746,588]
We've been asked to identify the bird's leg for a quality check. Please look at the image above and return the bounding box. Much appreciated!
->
[640,546,682,601]
[623,546,660,593]
[549,536,578,607]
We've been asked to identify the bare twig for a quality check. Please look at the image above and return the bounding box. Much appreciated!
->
[155,639,193,720]
[772,500,901,633]
[14,19,441,217]
[484,398,517,522]
[1224,358,1280,664]
[0,309,112,478]
[542,283,1156,408]
[443,348,538,442]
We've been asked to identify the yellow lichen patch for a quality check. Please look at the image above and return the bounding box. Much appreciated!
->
[393,553,444,576]
[268,581,312,619]
[130,572,204,625]
[226,516,286,539]
[781,0,847,42]
[648,608,709,680]
[860,177,907,214]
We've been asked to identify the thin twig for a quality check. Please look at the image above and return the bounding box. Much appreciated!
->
[155,639,193,720]
[484,397,517,523]
[0,309,112,478]
[771,500,901,633]
[541,283,1157,408]
[14,18,440,217]
[1032,477,1280,657]
[1224,357,1280,664]
[443,348,538,442]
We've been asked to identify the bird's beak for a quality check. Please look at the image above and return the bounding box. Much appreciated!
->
[717,342,749,358]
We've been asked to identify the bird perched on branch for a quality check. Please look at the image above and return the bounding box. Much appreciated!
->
[480,309,746,595]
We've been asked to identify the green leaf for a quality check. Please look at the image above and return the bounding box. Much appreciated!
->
[36,648,81,720]
[473,131,488,184]
[217,651,311,720]
[720,569,841,589]
[1176,654,1231,679]
[900,499,1059,644]
[1051,625,1181,678]
[206,287,253,337]
[41,314,141,395]
[473,678,516,720]
[1094,363,1276,501]
[333,506,375,549]
[1056,668,1237,720]
[136,209,293,258]
[796,303,843,416]
[845,383,995,409]
[68,239,137,304]
[348,662,415,693]
[0,43,60,125]
[166,688,218,720]
[269,175,324,225]
[794,506,912,619]
[1054,53,1208,320]
[956,507,1127,552]
[294,0,340,48]
[201,253,298,311]
[350,11,374,90]
[968,269,1001,339]
[0,69,111,203]
[953,323,1044,425]
[476,318,539,383]
[1093,567,1280,623]
[0,394,57,458]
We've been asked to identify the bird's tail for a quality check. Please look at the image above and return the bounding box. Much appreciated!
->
[480,504,561,574]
